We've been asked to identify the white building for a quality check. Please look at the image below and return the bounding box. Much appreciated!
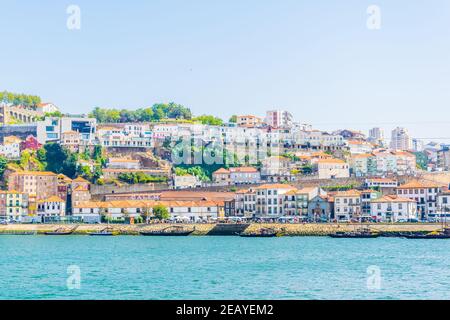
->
[97,124,152,148]
[265,110,293,128]
[72,200,223,222]
[255,184,297,217]
[0,135,21,159]
[36,116,97,144]
[173,174,202,189]
[36,103,59,114]
[390,127,412,151]
[334,190,362,222]
[37,196,66,220]
[371,195,417,222]
[107,158,141,170]
[369,127,384,142]
[396,180,443,220]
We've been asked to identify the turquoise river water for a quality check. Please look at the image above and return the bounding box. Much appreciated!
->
[1,235,450,299]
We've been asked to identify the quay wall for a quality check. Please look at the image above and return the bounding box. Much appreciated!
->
[0,223,445,236]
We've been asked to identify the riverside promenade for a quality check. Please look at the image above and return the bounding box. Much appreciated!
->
[0,223,446,236]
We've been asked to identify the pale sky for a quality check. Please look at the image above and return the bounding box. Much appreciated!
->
[1,1,450,143]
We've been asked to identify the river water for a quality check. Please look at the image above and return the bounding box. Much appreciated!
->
[1,235,449,299]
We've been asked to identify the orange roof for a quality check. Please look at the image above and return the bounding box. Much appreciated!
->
[74,199,223,209]
[40,196,65,203]
[12,171,56,176]
[317,158,346,164]
[256,184,296,190]
[73,176,89,183]
[367,178,397,183]
[352,153,373,159]
[229,167,258,173]
[334,190,362,197]
[3,135,22,144]
[398,180,443,189]
[213,168,230,174]
[73,185,89,192]
[372,195,416,203]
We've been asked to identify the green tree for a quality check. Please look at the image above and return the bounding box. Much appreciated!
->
[193,115,223,126]
[0,156,7,179]
[229,115,237,123]
[42,143,77,178]
[153,204,170,220]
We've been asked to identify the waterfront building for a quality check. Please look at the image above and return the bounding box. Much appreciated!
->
[333,190,362,222]
[72,200,224,222]
[37,196,66,220]
[307,194,335,222]
[396,180,443,220]
[57,174,72,204]
[437,190,450,213]
[8,171,58,201]
[283,187,324,217]
[233,188,256,217]
[0,190,29,222]
[254,184,297,218]
[360,189,381,219]
[71,176,91,208]
[370,195,418,222]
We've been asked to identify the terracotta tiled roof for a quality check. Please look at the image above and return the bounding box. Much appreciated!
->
[213,168,230,174]
[73,176,89,183]
[372,195,416,203]
[255,184,296,190]
[229,167,258,173]
[12,171,57,176]
[334,190,362,197]
[398,180,443,189]
[317,158,346,164]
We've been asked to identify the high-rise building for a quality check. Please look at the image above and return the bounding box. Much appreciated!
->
[390,127,412,151]
[265,110,293,128]
[369,127,384,141]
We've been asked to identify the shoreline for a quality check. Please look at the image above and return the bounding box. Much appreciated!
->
[0,223,445,236]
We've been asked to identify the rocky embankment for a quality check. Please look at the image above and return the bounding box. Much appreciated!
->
[0,223,445,236]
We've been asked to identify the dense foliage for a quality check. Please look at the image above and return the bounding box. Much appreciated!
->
[89,103,192,123]
[153,204,170,220]
[118,172,168,184]
[0,91,41,107]
[39,143,78,178]
[193,115,224,126]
